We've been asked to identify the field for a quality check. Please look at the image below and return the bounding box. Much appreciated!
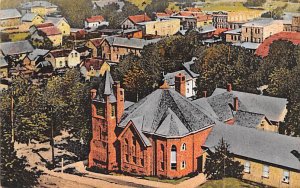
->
[201,2,254,12]
[126,0,152,10]
[263,0,300,12]
[199,178,260,188]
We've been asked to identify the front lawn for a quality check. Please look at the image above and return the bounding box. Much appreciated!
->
[143,176,190,185]
[199,178,260,188]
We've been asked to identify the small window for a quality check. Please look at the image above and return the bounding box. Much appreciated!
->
[96,103,105,117]
[133,156,137,164]
[59,61,63,67]
[262,165,269,178]
[282,170,289,184]
[181,161,186,169]
[171,145,177,170]
[111,104,116,117]
[181,143,186,151]
[75,53,78,57]
[244,161,250,173]
[141,158,144,167]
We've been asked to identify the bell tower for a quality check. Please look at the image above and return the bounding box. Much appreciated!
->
[88,71,124,171]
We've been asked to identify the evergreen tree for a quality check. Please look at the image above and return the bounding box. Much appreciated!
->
[204,138,244,180]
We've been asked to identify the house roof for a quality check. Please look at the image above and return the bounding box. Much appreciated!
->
[49,49,72,58]
[232,110,267,129]
[242,18,275,27]
[20,1,58,9]
[45,17,68,25]
[184,7,201,12]
[199,25,216,34]
[0,9,21,20]
[36,22,54,28]
[86,15,105,23]
[0,40,34,56]
[128,14,151,24]
[119,89,215,138]
[204,121,300,171]
[89,38,104,48]
[224,28,242,35]
[211,88,288,122]
[39,26,61,36]
[36,60,52,68]
[28,49,49,61]
[0,57,8,67]
[183,57,199,78]
[197,14,212,22]
[21,13,40,22]
[255,32,300,58]
[164,70,193,86]
[233,42,260,50]
[105,36,161,49]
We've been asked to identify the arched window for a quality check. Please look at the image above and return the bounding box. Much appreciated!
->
[124,139,129,162]
[132,137,137,164]
[181,161,186,169]
[171,145,177,170]
[181,143,186,151]
[161,144,165,170]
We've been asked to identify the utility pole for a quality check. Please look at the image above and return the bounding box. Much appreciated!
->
[50,106,55,169]
[11,90,14,143]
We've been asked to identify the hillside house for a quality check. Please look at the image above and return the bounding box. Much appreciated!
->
[20,1,58,16]
[137,18,180,36]
[21,13,44,25]
[45,17,70,36]
[120,14,151,29]
[85,15,109,29]
[0,9,22,27]
[45,49,80,69]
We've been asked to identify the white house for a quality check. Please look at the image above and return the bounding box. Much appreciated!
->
[84,15,109,29]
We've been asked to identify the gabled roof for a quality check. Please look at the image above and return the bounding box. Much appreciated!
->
[183,57,199,78]
[21,13,40,22]
[233,110,268,129]
[82,58,104,71]
[164,70,193,86]
[39,26,61,36]
[104,36,161,49]
[119,89,215,138]
[204,121,300,171]
[86,15,105,23]
[49,49,71,58]
[45,17,68,25]
[255,32,300,58]
[127,14,151,24]
[242,18,275,27]
[0,9,21,20]
[28,49,49,61]
[89,38,104,48]
[36,22,54,28]
[212,88,288,122]
[0,40,34,56]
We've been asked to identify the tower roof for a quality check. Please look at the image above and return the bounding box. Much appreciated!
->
[93,71,116,103]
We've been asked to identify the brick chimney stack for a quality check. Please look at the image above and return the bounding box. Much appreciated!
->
[175,73,186,97]
[234,97,239,111]
[227,83,232,92]
[114,81,124,124]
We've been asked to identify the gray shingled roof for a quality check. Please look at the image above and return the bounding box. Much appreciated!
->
[212,88,288,122]
[21,13,38,22]
[105,36,161,49]
[20,1,58,9]
[0,9,21,20]
[0,40,34,56]
[164,70,192,86]
[28,49,49,61]
[119,89,215,138]
[93,71,116,103]
[183,57,199,78]
[204,121,300,171]
[233,110,266,129]
[242,18,274,27]
[45,17,68,25]
[0,57,8,67]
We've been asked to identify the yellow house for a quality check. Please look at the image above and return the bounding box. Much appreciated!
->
[21,13,44,25]
[31,26,62,47]
[202,122,300,188]
[80,58,110,81]
[20,1,58,16]
[85,38,104,58]
[0,9,22,27]
[45,17,71,36]
[137,18,180,36]
[0,57,9,78]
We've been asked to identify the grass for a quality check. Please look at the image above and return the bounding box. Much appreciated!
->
[126,0,152,10]
[199,178,260,188]
[168,2,180,11]
[263,0,300,12]
[143,176,190,185]
[201,2,252,12]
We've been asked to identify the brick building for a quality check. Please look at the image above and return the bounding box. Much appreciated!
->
[88,71,300,186]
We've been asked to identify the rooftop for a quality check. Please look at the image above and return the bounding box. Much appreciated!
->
[89,38,104,47]
[105,36,161,49]
[242,18,276,27]
[39,26,61,36]
[21,13,39,22]
[86,15,105,23]
[20,1,58,9]
[28,49,49,61]
[128,14,151,24]
[0,57,8,67]
[0,9,21,20]
[0,40,34,56]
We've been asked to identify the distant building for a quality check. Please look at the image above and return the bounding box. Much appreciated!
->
[120,14,152,29]
[23,49,50,69]
[227,11,262,30]
[85,38,105,58]
[0,9,22,27]
[0,57,9,78]
[20,1,58,16]
[0,40,34,61]
[21,13,44,25]
[292,16,300,32]
[45,17,70,36]
[45,49,80,69]
[241,18,284,43]
[171,12,212,30]
[30,23,63,47]
[80,58,110,81]
[85,15,109,29]
[212,11,228,29]
[224,28,242,43]
[137,18,180,36]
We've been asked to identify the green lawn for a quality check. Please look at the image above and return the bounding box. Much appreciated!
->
[263,0,300,13]
[199,178,260,188]
[201,2,251,12]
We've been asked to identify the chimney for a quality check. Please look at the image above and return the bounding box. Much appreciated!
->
[90,89,97,99]
[203,91,207,98]
[234,97,238,111]
[114,81,124,124]
[227,83,232,92]
[175,73,186,97]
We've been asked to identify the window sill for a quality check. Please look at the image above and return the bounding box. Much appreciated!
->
[282,181,289,184]
[262,176,269,179]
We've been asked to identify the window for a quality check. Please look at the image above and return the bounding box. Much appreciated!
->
[171,145,177,170]
[282,170,289,184]
[161,144,165,170]
[96,103,105,117]
[124,139,129,162]
[71,53,74,58]
[141,158,144,166]
[181,161,186,169]
[75,53,78,57]
[59,61,63,67]
[244,161,250,173]
[262,165,269,178]
[181,143,186,151]
[111,104,116,117]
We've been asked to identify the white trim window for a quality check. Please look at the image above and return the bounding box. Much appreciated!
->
[262,165,269,178]
[171,145,177,170]
[282,170,290,184]
[244,161,250,173]
[181,143,186,151]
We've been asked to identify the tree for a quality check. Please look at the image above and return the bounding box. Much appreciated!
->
[204,138,244,180]
[145,0,169,19]
[244,0,266,7]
